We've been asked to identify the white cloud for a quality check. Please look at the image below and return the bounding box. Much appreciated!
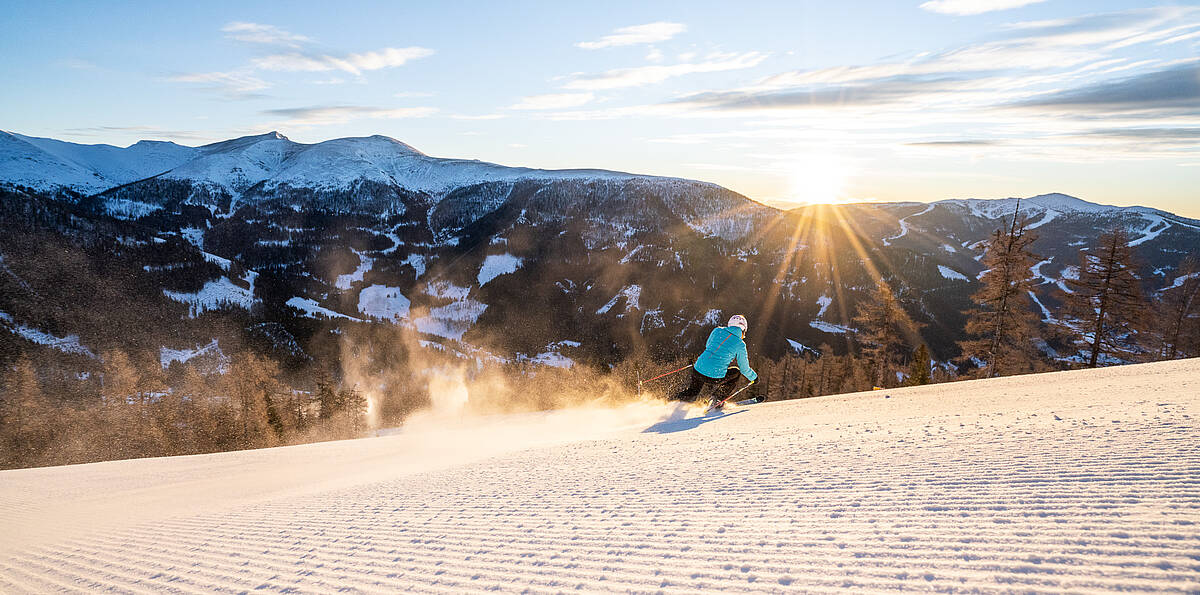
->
[564,52,768,90]
[346,47,436,71]
[221,22,311,47]
[1159,29,1200,45]
[646,47,665,63]
[252,53,350,73]
[920,0,1047,16]
[263,105,437,127]
[510,92,595,110]
[577,22,687,49]
[252,47,433,76]
[451,114,507,120]
[169,70,270,95]
[174,22,435,94]
[394,91,435,98]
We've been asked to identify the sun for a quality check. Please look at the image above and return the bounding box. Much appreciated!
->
[786,154,853,206]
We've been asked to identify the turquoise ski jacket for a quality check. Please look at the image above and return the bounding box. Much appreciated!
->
[694,326,757,382]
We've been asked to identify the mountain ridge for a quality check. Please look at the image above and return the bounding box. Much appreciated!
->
[4,131,1194,227]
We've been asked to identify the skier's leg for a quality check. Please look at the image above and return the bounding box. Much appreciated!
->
[716,367,740,394]
[671,369,707,402]
[704,368,741,410]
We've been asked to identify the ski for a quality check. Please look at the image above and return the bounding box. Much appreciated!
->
[704,395,765,414]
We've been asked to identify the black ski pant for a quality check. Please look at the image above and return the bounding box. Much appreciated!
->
[672,367,740,403]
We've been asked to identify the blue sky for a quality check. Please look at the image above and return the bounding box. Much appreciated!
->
[3,0,1198,216]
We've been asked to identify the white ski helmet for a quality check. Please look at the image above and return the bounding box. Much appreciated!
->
[728,314,748,332]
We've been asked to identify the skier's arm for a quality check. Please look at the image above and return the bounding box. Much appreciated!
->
[736,343,757,382]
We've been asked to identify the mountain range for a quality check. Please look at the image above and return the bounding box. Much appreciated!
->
[2,130,1197,380]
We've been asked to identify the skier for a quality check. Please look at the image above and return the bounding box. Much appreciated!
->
[671,314,757,408]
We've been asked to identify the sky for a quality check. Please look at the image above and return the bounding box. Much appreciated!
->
[2,0,1198,216]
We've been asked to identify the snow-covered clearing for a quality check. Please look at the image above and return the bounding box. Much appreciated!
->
[1,360,1198,593]
[163,276,258,317]
[1028,290,1056,322]
[403,254,428,278]
[102,197,161,220]
[815,294,832,317]
[1026,209,1060,229]
[1163,271,1200,291]
[0,312,96,358]
[1129,215,1170,247]
[596,285,641,315]
[937,265,968,281]
[477,253,522,287]
[810,319,853,334]
[336,252,374,290]
[412,292,488,341]
[200,251,231,271]
[159,338,226,370]
[357,285,411,321]
[286,297,362,322]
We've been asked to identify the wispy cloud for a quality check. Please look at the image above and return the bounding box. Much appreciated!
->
[536,5,1200,170]
[576,22,686,49]
[251,47,434,76]
[169,70,270,97]
[920,0,1047,16]
[510,93,595,110]
[1013,63,1200,111]
[60,126,208,142]
[344,47,435,71]
[905,140,1001,147]
[665,6,1199,114]
[221,22,310,48]
[450,113,507,120]
[262,105,437,127]
[672,74,971,111]
[564,51,767,90]
[171,22,434,96]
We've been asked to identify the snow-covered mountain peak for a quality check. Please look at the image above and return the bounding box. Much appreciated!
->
[198,131,296,154]
[1,131,199,193]
[130,139,185,149]
[362,134,425,155]
[935,193,1126,219]
[1021,193,1116,213]
[163,136,301,193]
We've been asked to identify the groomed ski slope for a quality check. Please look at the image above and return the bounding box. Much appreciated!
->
[1,359,1198,593]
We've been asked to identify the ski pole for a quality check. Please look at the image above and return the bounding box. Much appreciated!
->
[714,381,755,408]
[642,364,693,384]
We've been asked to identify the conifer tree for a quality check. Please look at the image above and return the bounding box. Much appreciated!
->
[224,354,281,449]
[0,359,52,468]
[1061,228,1148,367]
[958,201,1043,377]
[839,359,871,393]
[853,281,921,387]
[1155,255,1200,360]
[907,344,933,386]
[99,349,141,458]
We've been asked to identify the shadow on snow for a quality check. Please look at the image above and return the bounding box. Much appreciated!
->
[642,407,748,434]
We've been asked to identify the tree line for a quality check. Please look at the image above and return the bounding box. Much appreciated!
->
[0,350,368,469]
